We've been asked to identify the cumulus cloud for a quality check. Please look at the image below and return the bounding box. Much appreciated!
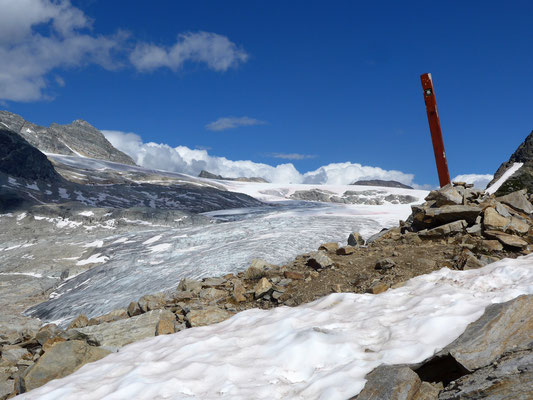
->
[205,116,266,131]
[452,173,493,189]
[269,153,316,160]
[130,32,249,72]
[0,0,126,101]
[102,129,416,186]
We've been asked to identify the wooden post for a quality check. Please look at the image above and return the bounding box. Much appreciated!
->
[420,73,451,187]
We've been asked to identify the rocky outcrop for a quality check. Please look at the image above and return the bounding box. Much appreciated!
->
[351,179,414,189]
[0,111,136,166]
[487,129,533,195]
[198,169,269,183]
[290,188,418,205]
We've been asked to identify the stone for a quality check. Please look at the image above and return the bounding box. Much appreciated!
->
[1,346,30,364]
[127,301,142,317]
[155,315,175,336]
[232,280,247,302]
[483,230,528,249]
[336,246,356,255]
[254,278,272,299]
[244,259,270,280]
[74,310,176,348]
[412,205,482,230]
[355,365,421,400]
[19,341,110,393]
[367,282,389,294]
[138,294,165,313]
[186,307,232,327]
[177,278,203,293]
[466,224,482,236]
[423,220,467,237]
[201,277,226,287]
[348,232,365,246]
[462,254,485,270]
[67,314,89,330]
[199,288,227,301]
[479,240,504,252]
[91,309,128,325]
[318,242,339,252]
[306,251,334,270]
[42,337,66,352]
[482,207,510,231]
[0,379,14,399]
[425,184,463,206]
[402,232,422,244]
[283,271,304,280]
[441,295,533,371]
[375,258,396,270]
[496,189,533,214]
[507,216,529,234]
[495,202,511,217]
[413,381,440,400]
[35,324,59,346]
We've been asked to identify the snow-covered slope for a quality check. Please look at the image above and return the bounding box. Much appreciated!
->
[17,255,533,400]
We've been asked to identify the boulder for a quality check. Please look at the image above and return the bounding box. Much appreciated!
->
[441,295,533,371]
[482,207,510,231]
[318,242,339,252]
[306,251,334,270]
[254,278,272,299]
[67,315,89,330]
[232,280,247,302]
[483,230,528,249]
[412,205,481,230]
[422,220,467,237]
[201,277,226,287]
[177,278,203,293]
[355,365,421,400]
[478,240,504,253]
[367,282,389,294]
[1,346,30,364]
[0,379,14,399]
[244,259,270,280]
[337,246,356,255]
[155,313,176,336]
[35,324,59,346]
[507,216,529,235]
[19,340,110,393]
[375,258,396,270]
[199,288,227,301]
[425,184,463,206]
[348,232,365,246]
[73,309,176,348]
[138,294,165,313]
[127,301,142,317]
[90,309,128,325]
[186,307,233,327]
[496,190,533,214]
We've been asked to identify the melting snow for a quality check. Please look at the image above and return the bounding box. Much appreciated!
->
[76,254,109,266]
[78,211,95,217]
[83,240,104,248]
[19,255,533,400]
[149,243,172,253]
[143,235,162,245]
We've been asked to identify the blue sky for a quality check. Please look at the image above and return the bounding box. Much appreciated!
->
[1,0,532,187]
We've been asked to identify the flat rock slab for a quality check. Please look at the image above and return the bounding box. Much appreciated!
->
[74,309,175,348]
[20,340,110,393]
[440,295,533,371]
[483,230,528,249]
[497,190,533,214]
[186,307,233,327]
[353,365,421,400]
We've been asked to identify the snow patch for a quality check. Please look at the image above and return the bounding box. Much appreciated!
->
[486,162,524,194]
[76,254,109,266]
[78,211,95,217]
[148,243,172,253]
[143,235,162,245]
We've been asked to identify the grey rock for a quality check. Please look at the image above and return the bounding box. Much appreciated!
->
[440,295,533,371]
[1,346,30,364]
[186,307,233,327]
[422,220,467,237]
[198,170,269,183]
[507,216,529,235]
[351,179,414,189]
[375,258,396,270]
[348,232,365,246]
[306,251,334,269]
[466,224,482,236]
[496,190,533,214]
[202,277,226,287]
[138,294,165,313]
[198,288,227,301]
[355,365,421,400]
[483,207,510,231]
[177,278,203,293]
[67,315,89,329]
[254,278,272,299]
[0,379,14,399]
[127,301,142,317]
[19,340,110,393]
[74,310,175,348]
[91,309,128,325]
[425,184,463,206]
[412,205,482,230]
[244,259,270,280]
[495,202,512,217]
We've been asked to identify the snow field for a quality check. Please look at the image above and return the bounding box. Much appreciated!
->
[19,255,533,400]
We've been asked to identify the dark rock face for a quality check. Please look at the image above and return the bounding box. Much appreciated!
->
[351,179,414,189]
[0,111,136,166]
[198,169,269,183]
[488,129,533,195]
[0,127,59,181]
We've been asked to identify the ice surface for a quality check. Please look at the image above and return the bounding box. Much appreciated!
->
[486,162,523,194]
[19,255,533,400]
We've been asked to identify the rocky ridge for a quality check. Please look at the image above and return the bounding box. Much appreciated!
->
[351,179,414,189]
[2,182,533,398]
[290,188,418,205]
[198,169,270,183]
[0,111,135,166]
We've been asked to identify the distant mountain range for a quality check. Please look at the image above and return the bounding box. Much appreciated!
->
[198,170,269,183]
[351,179,413,189]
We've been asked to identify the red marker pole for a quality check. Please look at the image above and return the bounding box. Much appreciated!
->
[420,73,451,187]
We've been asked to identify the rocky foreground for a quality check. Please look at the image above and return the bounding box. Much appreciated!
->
[2,182,533,399]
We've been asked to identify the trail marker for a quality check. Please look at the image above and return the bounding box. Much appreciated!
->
[420,73,451,187]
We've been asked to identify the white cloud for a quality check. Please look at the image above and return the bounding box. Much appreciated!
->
[102,129,416,186]
[205,116,266,131]
[130,32,249,72]
[269,153,316,160]
[0,0,126,102]
[452,173,493,189]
